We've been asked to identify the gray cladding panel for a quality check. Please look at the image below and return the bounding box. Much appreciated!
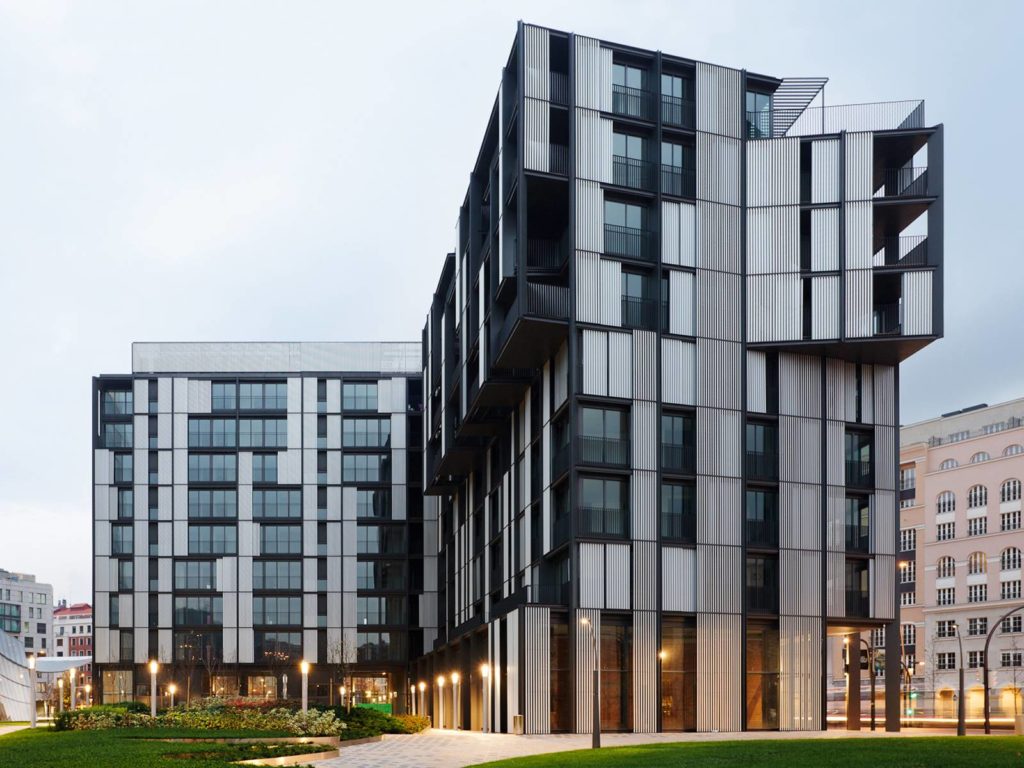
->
[697,134,741,206]
[746,137,800,206]
[696,612,742,731]
[696,62,742,138]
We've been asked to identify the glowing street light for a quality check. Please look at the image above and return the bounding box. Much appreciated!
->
[148,660,159,717]
[299,661,311,714]
[418,680,426,717]
[27,656,36,728]
[57,677,65,714]
[168,683,177,710]
[437,675,446,728]
[580,617,600,749]
[85,683,92,707]
[451,673,460,729]
[409,683,416,715]
[480,664,491,733]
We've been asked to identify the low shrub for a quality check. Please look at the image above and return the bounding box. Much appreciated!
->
[392,714,431,733]
[56,705,346,736]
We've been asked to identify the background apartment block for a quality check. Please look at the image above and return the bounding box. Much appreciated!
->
[415,22,943,734]
[92,342,435,707]
[897,399,1024,719]
[54,601,93,699]
[0,570,54,656]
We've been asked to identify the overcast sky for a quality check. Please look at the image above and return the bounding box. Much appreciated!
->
[0,0,1019,604]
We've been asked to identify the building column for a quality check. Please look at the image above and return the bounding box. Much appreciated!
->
[884,617,901,731]
[845,634,861,730]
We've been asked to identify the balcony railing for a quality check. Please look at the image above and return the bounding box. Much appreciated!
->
[579,436,629,466]
[745,450,779,481]
[747,100,925,138]
[846,524,870,553]
[661,443,696,474]
[549,71,569,105]
[527,238,567,272]
[612,155,656,191]
[579,505,629,537]
[612,84,654,121]
[846,459,874,489]
[549,144,569,176]
[746,513,780,549]
[621,296,657,330]
[873,303,902,336]
[879,167,929,198]
[873,235,928,268]
[661,166,696,198]
[604,224,655,262]
[661,96,695,129]
[846,589,871,618]
[747,586,779,614]
[661,508,697,542]
[525,282,570,319]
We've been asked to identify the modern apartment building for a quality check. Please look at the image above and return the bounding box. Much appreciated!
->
[0,570,54,656]
[54,601,93,699]
[413,22,944,734]
[897,399,1024,719]
[92,342,434,708]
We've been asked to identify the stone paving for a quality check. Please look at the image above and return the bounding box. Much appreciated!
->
[0,724,29,737]
[315,726,955,768]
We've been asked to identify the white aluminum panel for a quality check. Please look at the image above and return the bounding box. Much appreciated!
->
[781,550,822,616]
[696,612,743,732]
[302,412,317,449]
[872,554,896,620]
[811,139,840,204]
[581,329,608,397]
[574,109,611,183]
[902,270,933,336]
[696,475,742,546]
[696,408,741,478]
[661,200,681,265]
[524,98,550,173]
[811,275,840,340]
[554,342,569,409]
[875,425,896,491]
[873,365,896,427]
[844,201,873,270]
[575,251,600,324]
[173,377,187,412]
[746,274,801,343]
[779,416,821,485]
[826,551,845,616]
[872,490,896,555]
[631,330,657,401]
[697,201,741,274]
[631,469,657,542]
[157,377,173,413]
[287,413,302,450]
[696,62,742,138]
[575,179,603,254]
[661,338,696,406]
[326,379,341,413]
[94,448,111,485]
[845,269,873,338]
[779,354,821,418]
[696,545,742,613]
[747,205,799,275]
[239,628,254,663]
[632,540,657,610]
[133,378,148,413]
[523,24,549,101]
[697,133,741,206]
[574,608,601,732]
[844,131,874,201]
[605,544,631,609]
[599,257,622,327]
[661,547,696,612]
[779,617,822,730]
[668,269,695,336]
[826,422,846,488]
[810,207,839,271]
[747,350,767,414]
[631,402,656,471]
[301,377,316,414]
[173,413,186,448]
[780,482,821,551]
[697,269,742,342]
[158,413,172,449]
[746,137,800,206]
[632,609,659,733]
[679,202,696,267]
[578,543,604,609]
[188,379,212,413]
[697,339,741,410]
[608,331,632,398]
[523,606,551,734]
[573,35,602,111]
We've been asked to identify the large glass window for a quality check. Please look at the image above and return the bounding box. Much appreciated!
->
[253,454,278,483]
[104,423,133,449]
[253,596,301,626]
[604,198,649,258]
[745,421,778,480]
[254,631,302,663]
[173,596,223,626]
[356,596,405,626]
[343,418,392,448]
[188,454,237,483]
[188,418,237,448]
[111,525,133,555]
[357,631,404,662]
[356,560,406,590]
[356,489,391,518]
[600,617,633,732]
[661,482,696,541]
[660,616,696,731]
[211,382,236,411]
[550,617,572,732]
[103,390,133,416]
[253,560,302,590]
[605,200,645,230]
[239,418,287,448]
[253,489,301,519]
[662,412,695,473]
[260,525,301,555]
[173,631,222,664]
[660,141,694,197]
[344,454,387,483]
[579,407,628,465]
[745,489,779,547]
[343,383,378,411]
[620,271,654,329]
[612,62,649,119]
[188,524,237,555]
[845,430,874,488]
[113,453,134,484]
[745,90,773,138]
[845,496,870,552]
[357,526,406,555]
[239,382,287,410]
[612,132,647,189]
[579,477,628,537]
[174,561,215,590]
[746,555,779,614]
[660,73,693,127]
[745,622,780,729]
[117,489,134,519]
[117,560,134,591]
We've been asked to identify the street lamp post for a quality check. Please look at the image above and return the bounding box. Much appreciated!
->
[168,683,177,710]
[418,681,426,720]
[409,684,415,715]
[984,605,1024,734]
[149,660,159,717]
[437,676,446,729]
[451,673,461,729]
[58,678,64,714]
[952,623,966,736]
[85,683,92,708]
[300,661,310,714]
[27,656,36,728]
[480,664,491,733]
[70,671,76,712]
[580,617,600,749]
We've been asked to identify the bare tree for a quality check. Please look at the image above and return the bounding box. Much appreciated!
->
[328,635,355,710]
[174,631,204,707]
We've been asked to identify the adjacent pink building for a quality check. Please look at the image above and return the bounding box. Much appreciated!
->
[900,398,1024,719]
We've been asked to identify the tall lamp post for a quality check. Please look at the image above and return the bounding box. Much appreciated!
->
[437,676,446,729]
[409,683,416,716]
[168,683,177,710]
[984,605,1024,733]
[452,673,461,729]
[27,655,36,728]
[300,661,310,714]
[952,623,966,736]
[580,616,600,749]
[85,683,92,708]
[148,660,159,717]
[480,664,491,733]
[419,681,426,720]
[57,678,64,714]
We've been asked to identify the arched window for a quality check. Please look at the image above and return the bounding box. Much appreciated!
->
[968,552,987,575]
[970,451,991,464]
[1002,479,1022,504]
[1005,444,1024,457]
[940,458,959,470]
[1002,547,1022,571]
[937,556,956,579]
[968,485,989,509]
[937,491,956,514]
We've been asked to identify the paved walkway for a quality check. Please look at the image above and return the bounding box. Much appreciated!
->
[0,724,30,737]
[316,726,957,768]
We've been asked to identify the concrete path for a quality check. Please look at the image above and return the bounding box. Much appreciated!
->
[315,726,957,768]
[0,724,30,737]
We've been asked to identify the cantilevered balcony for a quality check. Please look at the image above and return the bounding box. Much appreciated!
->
[604,223,656,262]
[612,155,656,191]
[492,281,570,369]
[661,165,696,198]
[873,236,928,269]
[661,95,695,129]
[612,84,654,121]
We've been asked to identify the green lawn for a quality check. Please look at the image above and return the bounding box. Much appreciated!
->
[474,736,1024,768]
[0,727,328,768]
